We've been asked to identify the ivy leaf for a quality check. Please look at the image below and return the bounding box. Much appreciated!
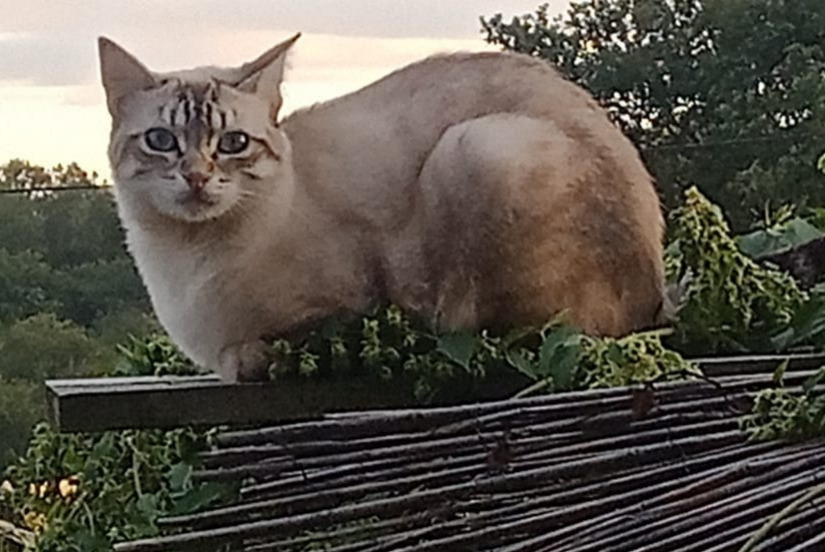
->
[166,462,192,493]
[772,358,789,386]
[437,331,479,370]
[537,328,582,390]
[505,348,536,378]
[169,483,232,516]
[802,367,825,395]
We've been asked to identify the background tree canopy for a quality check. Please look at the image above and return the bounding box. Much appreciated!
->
[482,0,825,231]
[0,161,153,468]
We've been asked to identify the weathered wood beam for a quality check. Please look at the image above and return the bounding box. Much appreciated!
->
[45,376,416,432]
[45,353,825,433]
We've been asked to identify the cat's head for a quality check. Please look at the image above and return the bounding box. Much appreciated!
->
[99,35,300,224]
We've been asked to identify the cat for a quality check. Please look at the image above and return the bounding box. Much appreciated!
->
[98,34,665,382]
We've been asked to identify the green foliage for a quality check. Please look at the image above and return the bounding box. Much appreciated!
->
[114,334,199,377]
[0,382,44,471]
[0,161,99,192]
[0,160,149,331]
[578,330,700,389]
[268,306,516,401]
[0,314,114,382]
[737,217,823,259]
[0,160,153,474]
[667,186,806,353]
[772,284,825,350]
[482,1,825,231]
[0,252,57,323]
[0,336,227,552]
[0,424,228,552]
[266,306,696,399]
[741,366,825,441]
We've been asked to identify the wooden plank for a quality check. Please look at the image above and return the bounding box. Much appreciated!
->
[46,353,825,433]
[45,372,527,433]
[45,376,420,433]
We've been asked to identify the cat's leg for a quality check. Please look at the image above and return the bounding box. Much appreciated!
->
[216,340,270,382]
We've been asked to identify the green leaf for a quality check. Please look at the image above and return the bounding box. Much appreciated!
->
[772,359,789,386]
[505,348,536,378]
[169,483,232,516]
[437,331,479,370]
[537,328,581,390]
[737,217,823,259]
[802,368,825,395]
[166,462,192,493]
[772,292,825,349]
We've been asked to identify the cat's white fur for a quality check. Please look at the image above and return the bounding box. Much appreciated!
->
[99,35,665,382]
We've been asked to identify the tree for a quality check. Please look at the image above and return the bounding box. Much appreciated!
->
[0,250,58,323]
[482,0,825,230]
[0,160,149,329]
[0,314,114,383]
[0,381,44,469]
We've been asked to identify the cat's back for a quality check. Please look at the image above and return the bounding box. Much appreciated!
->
[280,50,640,231]
[285,50,600,134]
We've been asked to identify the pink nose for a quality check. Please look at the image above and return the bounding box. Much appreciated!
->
[184,172,209,191]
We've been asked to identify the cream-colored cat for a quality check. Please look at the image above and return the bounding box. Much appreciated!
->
[99,34,665,382]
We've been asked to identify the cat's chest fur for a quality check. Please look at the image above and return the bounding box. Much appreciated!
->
[128,229,262,366]
[126,219,371,370]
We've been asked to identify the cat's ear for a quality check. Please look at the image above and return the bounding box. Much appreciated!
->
[232,33,301,119]
[98,37,157,116]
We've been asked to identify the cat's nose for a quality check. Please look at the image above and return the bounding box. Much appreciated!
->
[183,172,209,191]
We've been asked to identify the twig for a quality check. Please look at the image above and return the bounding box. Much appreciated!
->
[738,479,825,552]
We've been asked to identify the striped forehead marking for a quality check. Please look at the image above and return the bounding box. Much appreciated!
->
[157,84,234,131]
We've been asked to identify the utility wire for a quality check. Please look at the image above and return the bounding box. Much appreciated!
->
[0,134,816,195]
[0,185,112,195]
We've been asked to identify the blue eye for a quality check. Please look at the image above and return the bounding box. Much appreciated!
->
[218,131,250,154]
[144,128,178,152]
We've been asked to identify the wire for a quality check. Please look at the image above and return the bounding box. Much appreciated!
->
[0,134,814,195]
[642,134,803,151]
[0,185,112,195]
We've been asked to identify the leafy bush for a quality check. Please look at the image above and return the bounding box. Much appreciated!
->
[0,383,44,472]
[0,335,226,552]
[1,425,228,552]
[667,187,806,354]
[114,333,199,377]
[266,306,696,400]
[741,366,825,441]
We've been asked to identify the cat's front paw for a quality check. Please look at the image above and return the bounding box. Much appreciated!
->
[217,341,270,382]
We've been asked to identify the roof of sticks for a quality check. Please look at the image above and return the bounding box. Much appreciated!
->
[97,354,825,552]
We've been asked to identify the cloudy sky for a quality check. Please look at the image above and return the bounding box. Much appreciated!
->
[0,1,568,179]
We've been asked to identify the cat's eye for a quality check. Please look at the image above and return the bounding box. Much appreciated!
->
[218,131,250,155]
[144,128,178,153]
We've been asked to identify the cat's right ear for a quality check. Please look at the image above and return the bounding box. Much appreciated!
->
[232,34,301,122]
[98,37,156,116]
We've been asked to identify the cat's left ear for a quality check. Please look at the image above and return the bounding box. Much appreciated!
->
[233,34,301,119]
[98,37,157,116]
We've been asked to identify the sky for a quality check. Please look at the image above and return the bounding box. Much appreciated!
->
[0,1,568,180]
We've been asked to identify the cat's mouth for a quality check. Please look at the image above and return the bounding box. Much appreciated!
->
[174,189,221,220]
[178,189,218,208]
